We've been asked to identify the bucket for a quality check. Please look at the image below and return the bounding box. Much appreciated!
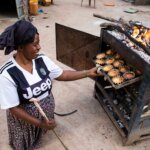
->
[30,0,38,2]
[42,0,51,6]
[29,1,38,15]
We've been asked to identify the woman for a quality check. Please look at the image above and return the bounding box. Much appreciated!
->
[0,20,99,150]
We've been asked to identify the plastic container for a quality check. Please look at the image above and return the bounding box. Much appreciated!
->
[42,0,51,6]
[29,1,38,15]
[30,0,38,2]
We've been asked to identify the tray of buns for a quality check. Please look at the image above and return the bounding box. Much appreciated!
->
[94,49,143,89]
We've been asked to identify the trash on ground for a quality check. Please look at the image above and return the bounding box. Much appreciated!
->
[103,1,115,6]
[124,8,138,14]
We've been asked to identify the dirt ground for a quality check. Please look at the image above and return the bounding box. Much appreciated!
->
[0,0,150,150]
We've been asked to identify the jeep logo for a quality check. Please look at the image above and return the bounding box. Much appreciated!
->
[23,78,51,99]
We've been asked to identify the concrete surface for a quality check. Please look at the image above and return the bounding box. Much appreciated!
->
[0,0,150,150]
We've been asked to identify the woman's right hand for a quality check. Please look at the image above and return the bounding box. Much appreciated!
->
[9,106,56,130]
[40,119,56,130]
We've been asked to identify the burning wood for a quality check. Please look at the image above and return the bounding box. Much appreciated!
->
[130,26,150,47]
[95,20,150,64]
[131,26,140,38]
[93,13,150,49]
[107,30,150,64]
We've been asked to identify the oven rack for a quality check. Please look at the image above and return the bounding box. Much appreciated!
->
[99,68,143,89]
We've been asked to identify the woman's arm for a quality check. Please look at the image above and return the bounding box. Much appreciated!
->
[9,106,56,130]
[56,66,100,81]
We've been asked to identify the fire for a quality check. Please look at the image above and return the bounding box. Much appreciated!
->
[142,29,150,41]
[131,26,150,47]
[136,36,147,46]
[131,26,140,38]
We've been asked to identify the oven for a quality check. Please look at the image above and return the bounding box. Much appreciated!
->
[94,26,150,145]
[55,23,150,145]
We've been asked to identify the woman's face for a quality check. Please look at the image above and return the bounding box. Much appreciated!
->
[22,34,41,60]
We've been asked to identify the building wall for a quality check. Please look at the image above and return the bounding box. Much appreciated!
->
[134,0,150,5]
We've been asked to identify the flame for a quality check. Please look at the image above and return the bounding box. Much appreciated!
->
[131,26,140,38]
[136,36,147,46]
[131,26,150,47]
[142,29,150,41]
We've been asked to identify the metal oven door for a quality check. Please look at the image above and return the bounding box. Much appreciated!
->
[55,23,100,71]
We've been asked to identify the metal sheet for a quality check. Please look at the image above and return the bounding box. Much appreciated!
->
[56,23,100,70]
[15,0,29,20]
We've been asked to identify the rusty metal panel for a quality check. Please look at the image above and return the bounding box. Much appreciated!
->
[55,23,100,70]
[134,0,150,5]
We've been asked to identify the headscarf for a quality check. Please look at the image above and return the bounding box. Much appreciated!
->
[0,20,38,55]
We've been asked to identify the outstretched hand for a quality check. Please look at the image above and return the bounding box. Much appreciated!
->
[87,66,103,78]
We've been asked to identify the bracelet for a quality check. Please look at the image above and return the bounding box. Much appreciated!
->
[83,70,88,78]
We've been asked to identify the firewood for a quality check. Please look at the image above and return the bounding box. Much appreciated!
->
[93,13,130,29]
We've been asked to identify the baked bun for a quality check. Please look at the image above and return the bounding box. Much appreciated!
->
[95,59,105,65]
[114,53,122,59]
[113,60,124,68]
[105,58,115,65]
[123,71,135,80]
[96,53,106,59]
[102,65,113,72]
[112,76,124,84]
[106,49,115,55]
[119,65,129,73]
[108,69,119,77]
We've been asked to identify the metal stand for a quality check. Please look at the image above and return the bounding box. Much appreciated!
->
[81,0,96,8]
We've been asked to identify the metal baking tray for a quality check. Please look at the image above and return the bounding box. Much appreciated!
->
[96,63,143,89]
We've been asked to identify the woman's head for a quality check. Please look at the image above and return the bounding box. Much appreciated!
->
[0,20,38,55]
[19,33,41,60]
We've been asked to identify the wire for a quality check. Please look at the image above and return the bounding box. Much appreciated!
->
[54,110,77,116]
